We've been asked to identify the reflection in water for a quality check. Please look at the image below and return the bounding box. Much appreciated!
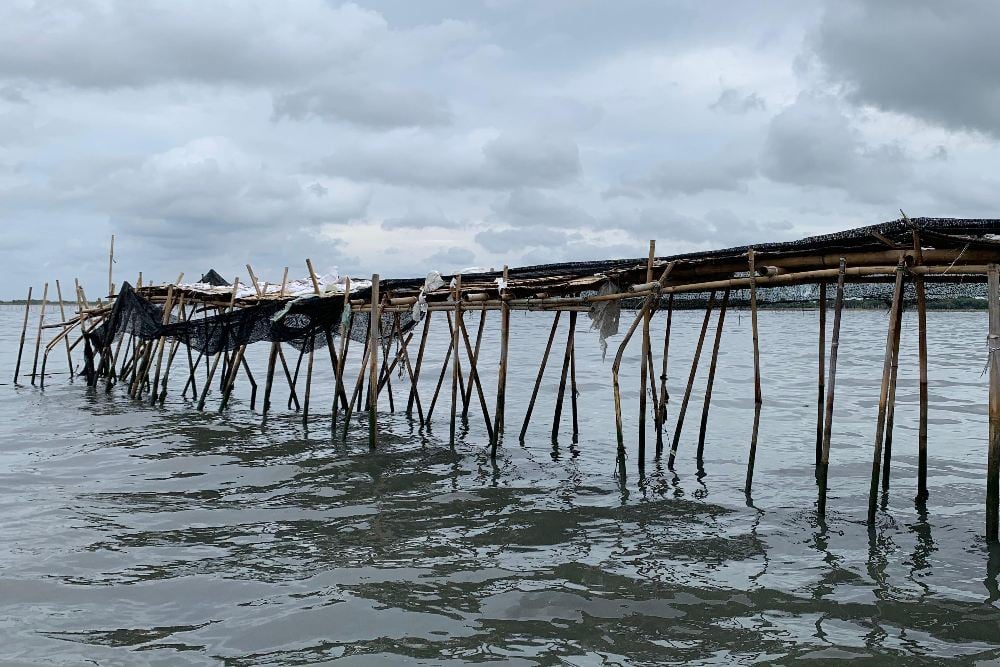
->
[3,307,1000,663]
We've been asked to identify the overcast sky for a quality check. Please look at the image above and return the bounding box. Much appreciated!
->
[2,0,998,298]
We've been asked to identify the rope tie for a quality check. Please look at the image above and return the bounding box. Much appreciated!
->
[982,333,1000,377]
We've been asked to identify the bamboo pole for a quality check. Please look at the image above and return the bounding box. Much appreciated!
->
[988,263,1000,542]
[818,259,847,516]
[302,333,316,424]
[915,273,929,501]
[341,337,372,441]
[277,346,301,410]
[868,260,906,525]
[197,279,239,411]
[655,294,673,456]
[570,326,579,443]
[667,291,716,470]
[148,287,176,403]
[262,339,279,419]
[552,310,577,442]
[519,311,562,443]
[816,281,827,472]
[638,240,655,464]
[881,287,905,490]
[458,314,495,443]
[332,278,352,428]
[426,322,454,425]
[369,274,380,450]
[108,234,114,297]
[697,289,730,467]
[462,311,487,419]
[746,250,763,495]
[13,286,33,384]
[29,283,49,385]
[449,274,461,448]
[394,315,424,424]
[158,295,188,403]
[55,280,73,378]
[408,309,432,417]
[491,266,511,457]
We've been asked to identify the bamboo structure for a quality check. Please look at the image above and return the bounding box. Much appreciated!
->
[18,216,1000,541]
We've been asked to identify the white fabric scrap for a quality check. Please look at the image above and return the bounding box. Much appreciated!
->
[413,271,446,321]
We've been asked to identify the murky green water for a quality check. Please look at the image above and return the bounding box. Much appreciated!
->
[3,305,1000,665]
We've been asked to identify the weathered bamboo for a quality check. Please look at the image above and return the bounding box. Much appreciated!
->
[394,314,424,424]
[519,311,562,443]
[915,272,929,501]
[332,277,352,427]
[197,279,239,411]
[667,291,717,470]
[426,322,454,425]
[147,287,176,403]
[13,286,33,384]
[408,310,432,418]
[868,260,906,525]
[29,283,49,385]
[746,249,763,495]
[369,274,380,450]
[638,240,655,464]
[341,337,372,440]
[302,333,316,424]
[656,293,673,456]
[55,280,73,378]
[449,274,461,448]
[158,295,189,403]
[262,341,279,418]
[552,310,577,441]
[462,311,487,419]
[491,266,511,457]
[817,281,827,472]
[881,287,905,490]
[988,263,1000,542]
[108,234,115,297]
[818,258,847,516]
[697,289,730,467]
[277,346,301,410]
[570,326,579,442]
[458,314,495,443]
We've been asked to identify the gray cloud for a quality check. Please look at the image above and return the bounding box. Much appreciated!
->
[813,0,1000,136]
[636,154,757,196]
[381,211,462,230]
[316,131,581,190]
[710,88,766,114]
[474,227,577,254]
[761,94,911,203]
[426,245,476,270]
[273,79,452,128]
[490,189,595,229]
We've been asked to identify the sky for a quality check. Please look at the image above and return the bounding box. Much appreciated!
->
[1,0,998,298]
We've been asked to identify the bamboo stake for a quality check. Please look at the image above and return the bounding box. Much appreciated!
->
[158,295,188,403]
[492,265,511,457]
[655,293,674,456]
[881,287,905,490]
[302,333,315,424]
[552,310,577,441]
[197,279,239,411]
[332,278,352,428]
[461,310,487,419]
[817,281,827,473]
[341,338,372,440]
[55,280,73,378]
[394,314,424,424]
[29,283,49,385]
[818,259,847,516]
[868,260,906,525]
[13,286,33,384]
[746,249,763,495]
[639,240,655,464]
[262,341,279,418]
[369,274,380,450]
[989,263,1000,542]
[108,234,114,297]
[519,311,562,443]
[408,309,432,417]
[915,272,929,501]
[450,274,461,448]
[426,318,455,426]
[148,287,176,403]
[667,291,717,470]
[458,314,494,443]
[570,329,579,442]
[697,288,730,467]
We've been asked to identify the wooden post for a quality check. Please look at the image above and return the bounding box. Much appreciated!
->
[492,266,510,457]
[818,259,847,516]
[912,228,930,502]
[29,282,49,385]
[262,341,279,418]
[197,279,239,411]
[519,311,562,443]
[667,291,716,470]
[55,280,74,378]
[655,294,674,456]
[882,289,905,490]
[987,264,1000,542]
[817,281,827,472]
[369,274,380,450]
[458,314,495,443]
[868,260,906,526]
[148,287,176,404]
[552,310,577,441]
[697,289,730,467]
[746,249,763,495]
[639,240,655,464]
[303,334,316,424]
[449,274,461,448]
[407,310,432,417]
[332,277,352,427]
[570,320,579,443]
[461,310,487,419]
[13,286,32,384]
